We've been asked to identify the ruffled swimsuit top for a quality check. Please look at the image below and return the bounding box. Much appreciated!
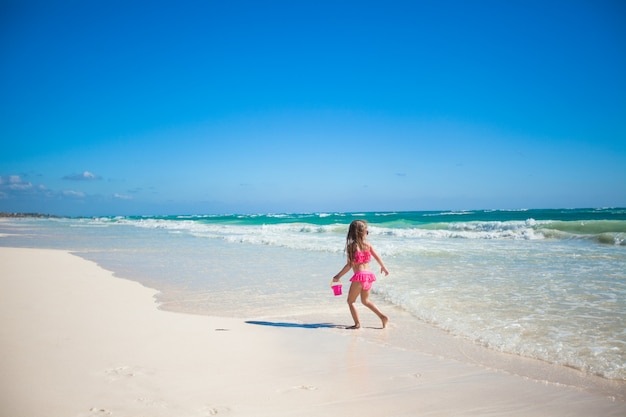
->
[353,250,371,264]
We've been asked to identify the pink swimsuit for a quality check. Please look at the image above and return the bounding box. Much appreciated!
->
[350,250,376,291]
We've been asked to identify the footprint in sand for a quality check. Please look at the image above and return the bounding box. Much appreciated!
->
[278,385,318,393]
[87,407,112,416]
[105,366,145,381]
[392,372,422,381]
[136,397,168,408]
[200,405,231,415]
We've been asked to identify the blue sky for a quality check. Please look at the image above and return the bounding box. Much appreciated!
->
[1,0,625,216]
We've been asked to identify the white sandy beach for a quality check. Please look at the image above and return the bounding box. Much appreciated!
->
[1,247,625,417]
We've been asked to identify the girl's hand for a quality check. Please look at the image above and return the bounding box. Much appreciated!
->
[381,266,389,276]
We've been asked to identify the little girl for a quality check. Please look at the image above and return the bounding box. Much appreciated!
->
[332,219,389,329]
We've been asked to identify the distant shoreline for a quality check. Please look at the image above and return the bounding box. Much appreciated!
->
[0,212,60,219]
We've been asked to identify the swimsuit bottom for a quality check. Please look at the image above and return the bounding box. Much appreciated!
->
[350,271,376,291]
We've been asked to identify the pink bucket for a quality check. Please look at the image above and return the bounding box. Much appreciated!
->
[332,284,342,296]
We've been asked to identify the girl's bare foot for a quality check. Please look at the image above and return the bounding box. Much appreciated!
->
[346,324,360,330]
[381,316,389,329]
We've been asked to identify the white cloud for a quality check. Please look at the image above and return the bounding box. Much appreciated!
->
[9,182,33,191]
[0,175,33,191]
[62,190,86,198]
[1,174,82,201]
[113,193,133,200]
[63,171,102,181]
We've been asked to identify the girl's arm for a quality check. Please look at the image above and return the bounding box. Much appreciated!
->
[370,246,389,276]
[332,262,351,281]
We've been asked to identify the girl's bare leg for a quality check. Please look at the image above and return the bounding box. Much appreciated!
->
[346,282,362,329]
[361,290,389,328]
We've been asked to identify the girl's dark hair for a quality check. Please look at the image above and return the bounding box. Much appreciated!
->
[346,220,368,265]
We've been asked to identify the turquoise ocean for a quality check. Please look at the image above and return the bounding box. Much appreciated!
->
[1,208,625,386]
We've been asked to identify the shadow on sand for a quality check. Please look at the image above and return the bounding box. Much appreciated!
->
[245,320,344,329]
